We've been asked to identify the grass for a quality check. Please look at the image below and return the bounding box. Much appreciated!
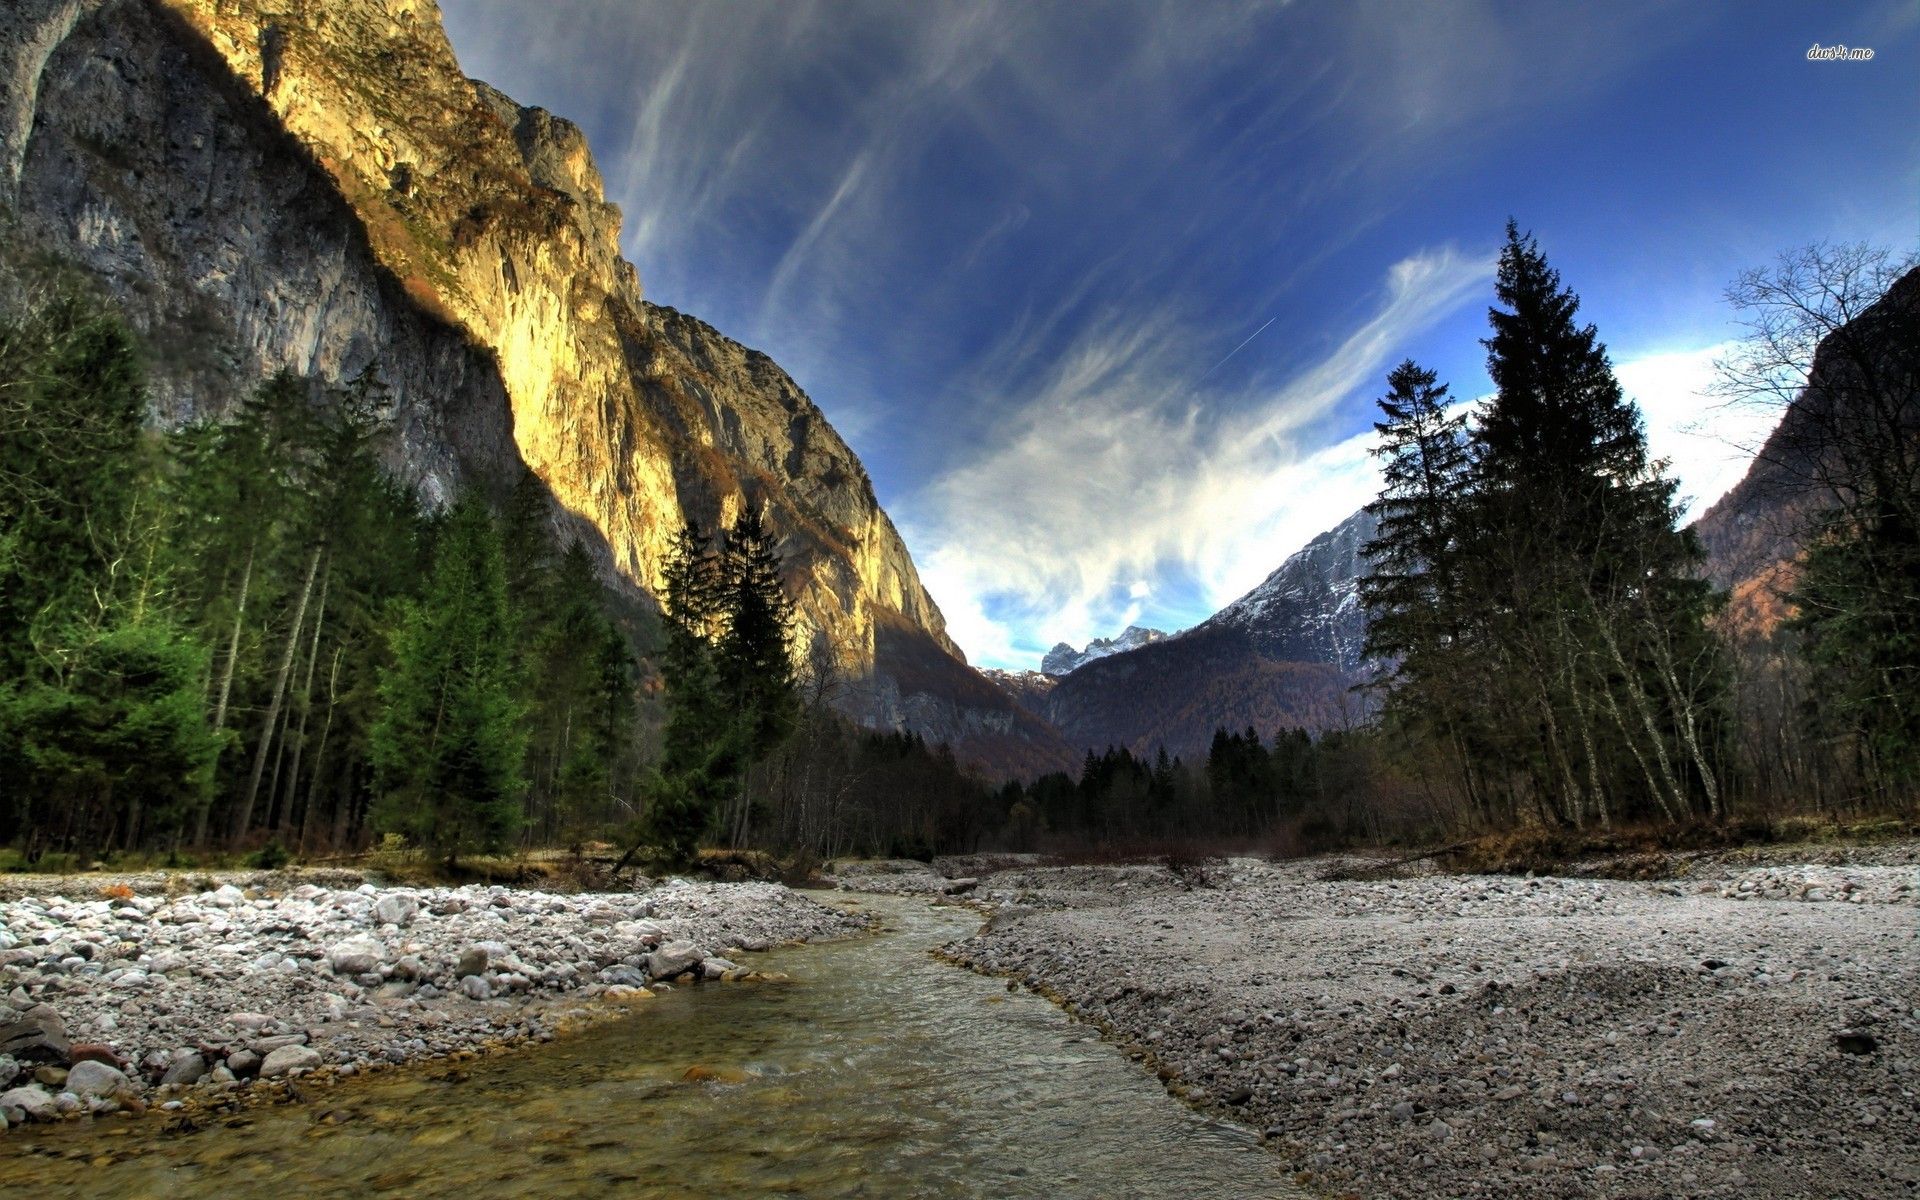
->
[1444,813,1920,878]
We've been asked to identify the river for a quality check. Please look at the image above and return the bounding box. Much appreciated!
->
[0,893,1305,1198]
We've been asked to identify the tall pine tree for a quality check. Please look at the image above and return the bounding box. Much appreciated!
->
[371,493,526,864]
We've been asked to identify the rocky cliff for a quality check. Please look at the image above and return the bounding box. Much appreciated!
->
[0,0,1046,760]
[1693,265,1920,637]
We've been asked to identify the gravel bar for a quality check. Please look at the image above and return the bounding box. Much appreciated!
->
[947,855,1920,1198]
[0,873,865,1130]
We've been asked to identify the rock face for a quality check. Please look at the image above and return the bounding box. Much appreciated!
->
[0,0,976,720]
[1692,265,1920,637]
[1041,626,1170,677]
[1039,510,1379,758]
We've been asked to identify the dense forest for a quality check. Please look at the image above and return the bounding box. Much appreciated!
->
[0,265,981,869]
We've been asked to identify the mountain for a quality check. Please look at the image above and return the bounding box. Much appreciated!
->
[0,0,1066,773]
[1041,626,1170,676]
[1037,509,1379,758]
[1693,264,1920,636]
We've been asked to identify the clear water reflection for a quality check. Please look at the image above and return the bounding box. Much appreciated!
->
[0,894,1305,1198]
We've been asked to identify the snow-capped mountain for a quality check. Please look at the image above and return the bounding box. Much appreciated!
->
[1035,509,1378,757]
[1041,625,1171,676]
[1198,508,1377,674]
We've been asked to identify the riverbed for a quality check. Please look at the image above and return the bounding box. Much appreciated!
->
[0,894,1304,1198]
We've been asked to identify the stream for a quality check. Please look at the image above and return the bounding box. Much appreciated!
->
[0,893,1305,1198]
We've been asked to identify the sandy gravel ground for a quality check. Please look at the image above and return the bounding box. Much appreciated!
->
[946,853,1920,1199]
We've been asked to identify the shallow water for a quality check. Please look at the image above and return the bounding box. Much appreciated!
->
[0,894,1304,1198]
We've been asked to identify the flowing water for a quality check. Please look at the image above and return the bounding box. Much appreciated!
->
[0,894,1305,1198]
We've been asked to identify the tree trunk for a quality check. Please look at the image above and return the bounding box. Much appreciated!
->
[195,543,254,846]
[300,644,344,855]
[232,544,321,843]
[279,561,330,839]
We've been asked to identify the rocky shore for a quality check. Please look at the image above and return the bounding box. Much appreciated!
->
[945,852,1920,1199]
[0,871,864,1130]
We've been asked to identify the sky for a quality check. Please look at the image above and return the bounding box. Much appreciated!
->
[440,0,1920,671]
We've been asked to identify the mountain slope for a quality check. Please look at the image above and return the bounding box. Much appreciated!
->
[0,0,1065,770]
[1693,265,1920,635]
[1039,509,1379,758]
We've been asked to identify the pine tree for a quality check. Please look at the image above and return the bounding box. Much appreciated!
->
[1466,222,1724,825]
[0,282,219,854]
[371,493,526,864]
[1361,360,1471,668]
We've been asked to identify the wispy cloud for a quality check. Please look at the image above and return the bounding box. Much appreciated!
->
[434,0,1782,671]
[900,245,1489,668]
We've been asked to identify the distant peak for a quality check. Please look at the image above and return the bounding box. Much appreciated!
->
[1041,625,1170,676]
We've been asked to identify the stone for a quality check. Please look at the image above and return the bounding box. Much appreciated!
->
[699,957,738,980]
[0,1085,55,1122]
[328,935,386,976]
[159,1052,207,1087]
[64,1059,130,1099]
[259,1045,322,1078]
[0,1006,69,1064]
[456,947,490,979]
[600,965,646,988]
[225,1050,261,1078]
[0,1056,16,1089]
[372,894,419,927]
[249,1035,308,1055]
[645,941,704,980]
[1837,1031,1878,1055]
[459,975,492,1001]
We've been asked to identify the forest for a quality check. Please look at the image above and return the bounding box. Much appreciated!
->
[0,263,983,870]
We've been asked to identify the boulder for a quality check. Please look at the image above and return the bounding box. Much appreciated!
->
[645,941,704,980]
[327,935,385,976]
[64,1060,130,1099]
[259,1045,321,1078]
[699,957,738,980]
[600,965,646,987]
[225,1049,261,1078]
[372,893,419,927]
[0,1084,55,1122]
[0,1006,69,1064]
[159,1052,207,1087]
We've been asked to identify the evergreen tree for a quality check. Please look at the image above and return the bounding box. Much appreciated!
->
[0,282,219,854]
[371,493,526,863]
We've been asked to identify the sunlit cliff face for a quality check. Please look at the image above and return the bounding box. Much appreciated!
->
[158,0,957,678]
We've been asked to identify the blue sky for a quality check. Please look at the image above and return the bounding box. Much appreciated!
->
[441,0,1920,670]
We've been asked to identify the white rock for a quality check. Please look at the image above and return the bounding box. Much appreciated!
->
[328,935,385,976]
[373,894,419,927]
[259,1045,322,1078]
[0,1085,55,1121]
[65,1060,130,1099]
